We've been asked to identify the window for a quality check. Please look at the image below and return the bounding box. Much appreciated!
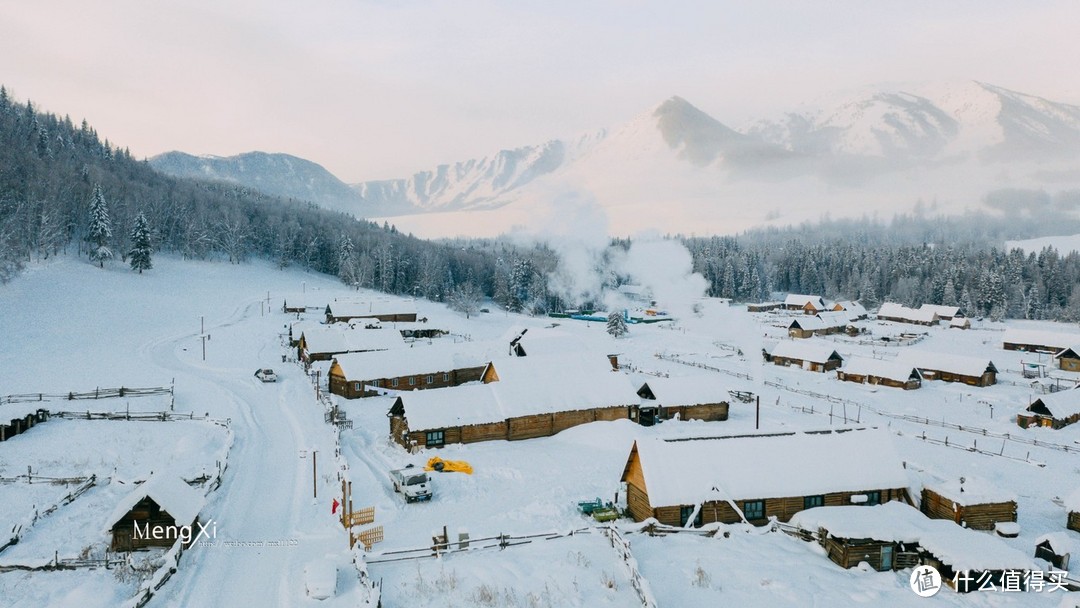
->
[372,379,381,388]
[443,373,450,382]
[409,376,416,386]
[425,430,445,448]
[426,375,434,384]
[392,378,399,387]
[743,500,765,520]
[354,382,361,392]
[804,495,824,510]
[866,491,881,506]
[679,506,702,527]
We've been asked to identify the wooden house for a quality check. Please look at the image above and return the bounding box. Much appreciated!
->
[783,294,826,314]
[921,478,1017,531]
[1055,346,1080,372]
[949,317,971,330]
[876,302,939,326]
[1035,533,1077,572]
[621,428,912,528]
[837,357,922,390]
[787,312,852,339]
[832,300,868,320]
[1002,328,1080,353]
[1015,389,1080,429]
[905,353,997,387]
[919,304,961,321]
[1068,488,1080,533]
[325,299,418,324]
[328,343,491,399]
[107,475,204,552]
[636,376,729,426]
[388,356,640,449]
[789,501,1036,589]
[297,326,405,362]
[746,302,782,313]
[765,341,844,372]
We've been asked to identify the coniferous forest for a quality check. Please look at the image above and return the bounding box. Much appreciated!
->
[2,86,1080,322]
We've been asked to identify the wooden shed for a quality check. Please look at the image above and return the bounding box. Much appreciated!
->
[1035,533,1077,572]
[328,343,491,398]
[921,478,1017,531]
[389,356,640,449]
[325,299,418,324]
[1016,389,1080,429]
[1066,488,1080,533]
[636,376,729,426]
[765,341,844,372]
[1056,346,1080,373]
[107,476,204,552]
[837,357,922,390]
[621,428,912,528]
[908,353,997,387]
[783,294,826,313]
[298,325,405,362]
[789,501,1037,589]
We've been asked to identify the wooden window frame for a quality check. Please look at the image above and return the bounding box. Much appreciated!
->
[425,430,445,448]
[743,500,765,520]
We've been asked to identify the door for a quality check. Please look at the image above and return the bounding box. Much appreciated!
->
[880,545,893,571]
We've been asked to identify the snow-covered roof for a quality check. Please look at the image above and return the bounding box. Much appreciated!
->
[1036,531,1080,557]
[326,298,417,318]
[638,375,732,406]
[396,355,640,430]
[769,340,843,364]
[877,302,939,324]
[899,352,997,377]
[841,357,921,383]
[833,301,867,316]
[949,317,970,328]
[784,294,825,308]
[789,502,1037,572]
[302,326,406,355]
[499,325,591,357]
[632,428,909,507]
[919,304,961,318]
[106,475,205,529]
[1030,389,1080,419]
[332,342,491,380]
[924,477,1017,506]
[1003,328,1080,350]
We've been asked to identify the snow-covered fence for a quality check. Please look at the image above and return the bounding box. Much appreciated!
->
[601,526,658,608]
[123,537,187,608]
[367,528,592,564]
[0,385,173,405]
[50,410,230,427]
[0,475,97,556]
[905,431,1046,467]
[655,352,753,381]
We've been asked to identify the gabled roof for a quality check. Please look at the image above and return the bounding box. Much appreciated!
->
[784,294,825,308]
[498,326,590,357]
[394,355,640,430]
[769,340,844,364]
[833,301,867,316]
[841,357,921,383]
[629,428,909,507]
[1028,388,1080,419]
[302,326,406,355]
[326,298,417,318]
[1056,346,1080,360]
[899,352,997,377]
[1003,328,1080,351]
[924,476,1016,506]
[106,475,204,529]
[877,302,938,323]
[949,317,970,328]
[638,375,731,407]
[919,304,961,318]
[332,342,491,381]
[789,502,1036,572]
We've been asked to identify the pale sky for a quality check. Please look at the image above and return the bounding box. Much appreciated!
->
[2,1,1078,182]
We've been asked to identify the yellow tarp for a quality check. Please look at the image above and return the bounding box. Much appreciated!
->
[425,457,473,475]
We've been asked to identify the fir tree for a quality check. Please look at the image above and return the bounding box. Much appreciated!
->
[607,310,628,338]
[337,234,357,287]
[86,185,113,268]
[128,212,153,273]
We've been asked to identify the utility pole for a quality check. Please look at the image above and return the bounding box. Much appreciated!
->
[755,395,760,430]
[312,450,318,499]
[201,316,206,361]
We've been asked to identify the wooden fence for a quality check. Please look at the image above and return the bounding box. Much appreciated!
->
[602,526,658,608]
[0,476,97,556]
[0,385,173,405]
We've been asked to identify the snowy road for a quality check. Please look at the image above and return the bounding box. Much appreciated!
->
[141,299,346,607]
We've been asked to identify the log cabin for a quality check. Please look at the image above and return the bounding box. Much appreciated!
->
[1015,389,1080,429]
[876,302,939,326]
[746,302,782,313]
[1035,533,1077,572]
[837,357,922,390]
[949,317,971,329]
[920,478,1017,531]
[298,325,405,362]
[636,376,730,426]
[621,428,912,528]
[325,299,418,324]
[905,352,997,387]
[107,475,204,552]
[783,294,826,314]
[832,300,868,320]
[789,501,1036,589]
[919,304,961,321]
[1055,346,1080,372]
[787,311,852,339]
[329,343,492,399]
[388,355,640,449]
[765,341,844,372]
[1002,329,1080,354]
[1068,489,1080,534]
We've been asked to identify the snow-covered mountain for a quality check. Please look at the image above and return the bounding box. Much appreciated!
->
[149,151,369,213]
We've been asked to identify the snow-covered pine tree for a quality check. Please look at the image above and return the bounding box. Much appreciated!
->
[86,184,113,268]
[607,310,628,338]
[128,212,152,273]
[337,233,357,287]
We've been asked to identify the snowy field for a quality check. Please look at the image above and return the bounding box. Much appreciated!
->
[2,253,1080,607]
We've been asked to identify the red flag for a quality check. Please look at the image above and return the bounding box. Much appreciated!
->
[332,498,340,514]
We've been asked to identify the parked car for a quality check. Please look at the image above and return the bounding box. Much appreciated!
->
[304,558,337,600]
[390,465,432,503]
[254,368,278,382]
